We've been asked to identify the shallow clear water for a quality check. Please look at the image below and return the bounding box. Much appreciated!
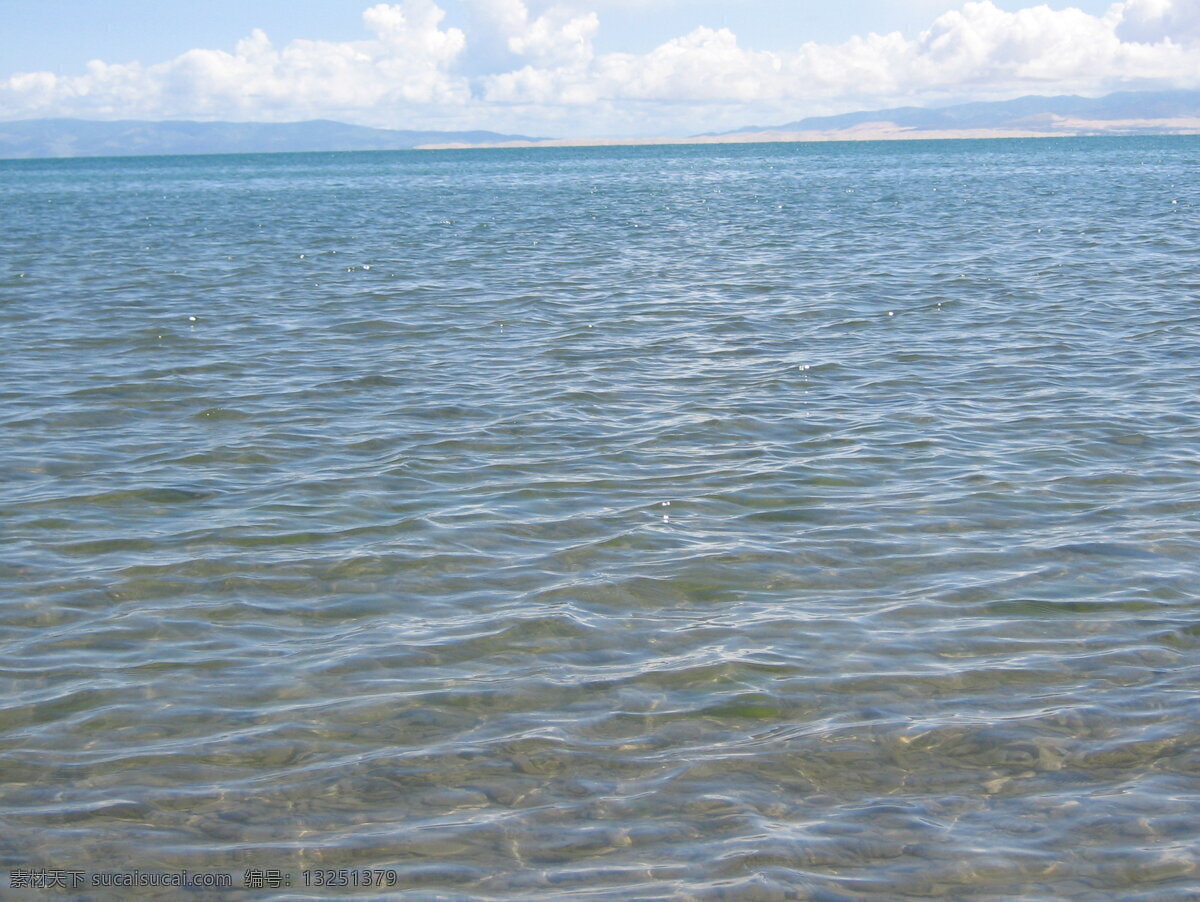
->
[2,137,1199,900]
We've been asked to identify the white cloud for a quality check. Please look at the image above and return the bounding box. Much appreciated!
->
[458,0,599,69]
[2,0,1199,135]
[485,0,1200,111]
[1,0,469,122]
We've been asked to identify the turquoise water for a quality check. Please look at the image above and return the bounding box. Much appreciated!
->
[2,137,1199,899]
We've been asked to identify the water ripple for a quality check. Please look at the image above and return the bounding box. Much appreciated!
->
[2,138,1199,898]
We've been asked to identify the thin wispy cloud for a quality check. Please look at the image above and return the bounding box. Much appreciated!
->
[3,0,1199,135]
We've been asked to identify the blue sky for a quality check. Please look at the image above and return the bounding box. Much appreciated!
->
[2,1,1113,71]
[2,0,1198,136]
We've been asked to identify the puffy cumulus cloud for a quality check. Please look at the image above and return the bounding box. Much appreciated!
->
[0,0,468,122]
[485,0,1200,111]
[512,7,599,66]
[2,0,1200,134]
[601,28,784,102]
[462,0,599,67]
[483,27,793,106]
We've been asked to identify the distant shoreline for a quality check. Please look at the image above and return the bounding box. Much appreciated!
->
[3,120,1198,162]
[4,95,1199,159]
[420,117,1200,150]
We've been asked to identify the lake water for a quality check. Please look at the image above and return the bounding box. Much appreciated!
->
[2,137,1199,900]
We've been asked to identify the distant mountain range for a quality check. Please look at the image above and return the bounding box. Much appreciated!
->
[410,88,1200,150]
[3,89,1198,159]
[0,118,541,160]
[707,89,1200,139]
